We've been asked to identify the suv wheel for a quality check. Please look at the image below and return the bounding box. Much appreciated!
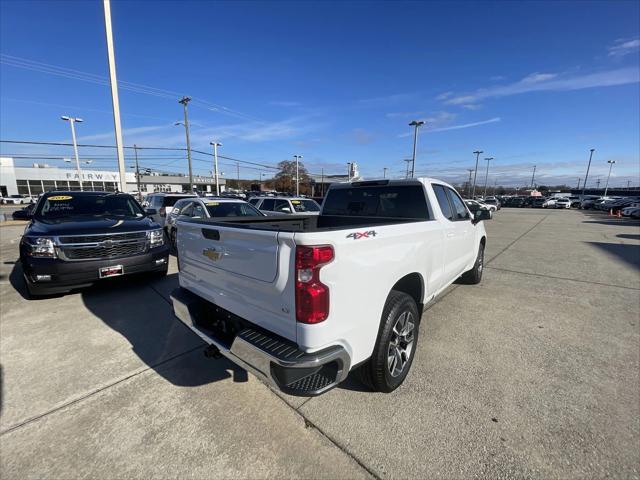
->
[359,290,419,392]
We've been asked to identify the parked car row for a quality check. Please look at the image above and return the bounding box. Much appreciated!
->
[1,194,35,205]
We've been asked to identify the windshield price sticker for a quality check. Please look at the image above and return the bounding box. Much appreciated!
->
[207,202,220,206]
[48,195,73,201]
[291,200,301,204]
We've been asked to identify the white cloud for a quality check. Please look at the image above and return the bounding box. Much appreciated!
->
[430,117,501,132]
[442,67,640,105]
[521,72,558,83]
[608,38,640,57]
[78,124,172,142]
[359,92,416,106]
[269,101,302,107]
[461,104,481,110]
[385,111,425,119]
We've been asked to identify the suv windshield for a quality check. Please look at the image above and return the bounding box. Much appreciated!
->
[205,201,263,217]
[291,199,320,212]
[323,185,430,219]
[36,193,144,219]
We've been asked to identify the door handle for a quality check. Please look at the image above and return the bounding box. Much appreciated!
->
[447,232,455,238]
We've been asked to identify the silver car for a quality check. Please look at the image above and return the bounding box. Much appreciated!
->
[252,197,321,216]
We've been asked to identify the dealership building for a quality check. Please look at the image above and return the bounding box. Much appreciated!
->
[0,157,224,197]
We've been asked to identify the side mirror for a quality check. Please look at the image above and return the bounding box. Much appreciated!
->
[145,208,158,216]
[474,209,492,223]
[12,209,32,220]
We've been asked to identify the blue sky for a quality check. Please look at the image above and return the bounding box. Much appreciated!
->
[1,0,639,187]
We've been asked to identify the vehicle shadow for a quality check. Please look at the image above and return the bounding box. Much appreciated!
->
[617,233,640,241]
[587,242,640,270]
[80,273,248,387]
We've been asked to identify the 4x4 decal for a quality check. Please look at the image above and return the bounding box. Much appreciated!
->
[346,230,377,240]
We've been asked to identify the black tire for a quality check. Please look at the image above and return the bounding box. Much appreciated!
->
[170,229,177,252]
[460,242,485,285]
[359,290,420,393]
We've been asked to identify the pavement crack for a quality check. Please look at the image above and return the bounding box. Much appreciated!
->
[486,266,640,291]
[0,345,203,436]
[486,214,549,266]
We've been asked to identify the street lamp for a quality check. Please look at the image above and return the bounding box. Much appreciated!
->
[483,157,494,197]
[604,160,616,197]
[61,116,84,191]
[581,148,595,198]
[210,141,222,195]
[471,150,483,198]
[408,120,425,178]
[293,154,303,195]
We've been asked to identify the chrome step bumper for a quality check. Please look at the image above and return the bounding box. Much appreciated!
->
[170,288,350,396]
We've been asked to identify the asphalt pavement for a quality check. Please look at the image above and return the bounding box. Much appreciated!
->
[1,209,638,479]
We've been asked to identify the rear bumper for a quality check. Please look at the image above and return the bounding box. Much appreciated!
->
[21,246,169,294]
[170,287,351,396]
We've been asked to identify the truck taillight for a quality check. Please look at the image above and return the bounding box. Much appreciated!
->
[295,245,334,324]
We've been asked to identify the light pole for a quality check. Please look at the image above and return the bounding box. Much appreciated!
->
[103,0,127,193]
[581,148,595,198]
[293,154,302,195]
[61,116,84,191]
[466,168,474,197]
[383,167,388,179]
[577,178,581,190]
[483,157,494,197]
[604,160,616,197]
[210,141,222,195]
[404,159,412,179]
[347,162,352,181]
[530,165,537,189]
[408,120,425,178]
[177,96,194,192]
[471,150,483,198]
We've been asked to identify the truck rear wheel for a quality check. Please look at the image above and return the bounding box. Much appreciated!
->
[359,290,419,392]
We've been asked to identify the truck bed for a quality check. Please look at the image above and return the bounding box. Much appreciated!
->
[180,214,424,232]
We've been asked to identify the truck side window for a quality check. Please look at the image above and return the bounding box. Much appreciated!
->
[445,188,470,221]
[261,199,275,211]
[179,203,194,216]
[192,204,206,218]
[432,185,453,220]
[274,199,291,212]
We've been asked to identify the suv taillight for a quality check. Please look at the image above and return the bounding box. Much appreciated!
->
[295,245,334,324]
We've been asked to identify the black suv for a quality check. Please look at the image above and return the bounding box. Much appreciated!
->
[19,191,169,297]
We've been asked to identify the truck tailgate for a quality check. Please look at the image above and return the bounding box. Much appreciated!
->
[176,220,297,341]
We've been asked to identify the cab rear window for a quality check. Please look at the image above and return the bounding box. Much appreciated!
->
[323,185,431,219]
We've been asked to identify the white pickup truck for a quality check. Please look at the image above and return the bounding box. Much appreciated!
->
[171,178,491,395]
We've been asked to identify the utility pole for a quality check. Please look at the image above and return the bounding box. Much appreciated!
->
[293,155,302,195]
[383,167,388,179]
[472,150,483,198]
[483,157,494,197]
[404,159,412,179]
[530,165,537,189]
[347,162,352,181]
[627,180,631,189]
[604,160,616,197]
[596,178,601,190]
[408,120,425,178]
[236,162,240,190]
[133,144,142,200]
[178,96,194,192]
[466,169,474,197]
[581,148,595,198]
[493,177,498,195]
[210,141,222,195]
[103,0,127,193]
[577,178,581,190]
[61,116,84,191]
[321,167,325,196]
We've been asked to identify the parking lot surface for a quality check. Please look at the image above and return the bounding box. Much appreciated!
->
[1,209,639,479]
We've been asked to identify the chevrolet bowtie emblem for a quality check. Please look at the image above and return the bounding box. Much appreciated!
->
[203,248,221,261]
